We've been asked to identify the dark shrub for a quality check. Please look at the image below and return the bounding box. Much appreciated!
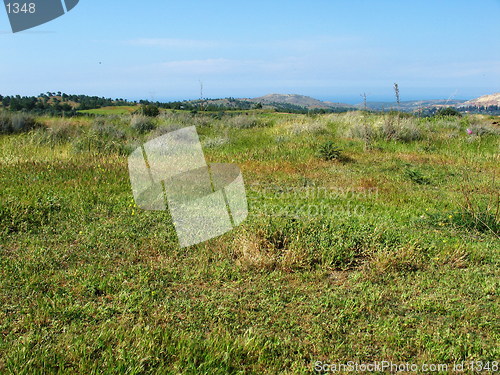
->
[435,107,462,117]
[131,115,156,133]
[0,112,41,134]
[0,112,12,133]
[141,104,160,117]
[11,113,40,132]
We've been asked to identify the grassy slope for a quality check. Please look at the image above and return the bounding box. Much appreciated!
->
[78,106,139,115]
[0,112,498,373]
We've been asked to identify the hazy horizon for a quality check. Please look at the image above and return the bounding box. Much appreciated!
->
[0,90,486,106]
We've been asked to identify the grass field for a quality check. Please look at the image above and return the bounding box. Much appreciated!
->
[78,106,140,116]
[0,110,499,373]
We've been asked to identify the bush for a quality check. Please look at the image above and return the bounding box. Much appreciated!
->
[131,115,156,133]
[380,116,422,142]
[346,122,374,143]
[140,104,160,117]
[47,123,77,144]
[317,141,342,160]
[469,124,500,136]
[0,112,12,133]
[435,107,462,117]
[28,120,80,146]
[92,119,126,140]
[11,113,40,132]
[225,114,273,129]
[288,120,327,135]
[226,115,260,128]
[342,114,422,143]
[0,112,41,134]
[72,121,128,155]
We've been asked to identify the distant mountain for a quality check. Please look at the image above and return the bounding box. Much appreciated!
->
[359,94,500,112]
[172,92,500,114]
[181,93,355,112]
[250,94,355,109]
[461,93,500,107]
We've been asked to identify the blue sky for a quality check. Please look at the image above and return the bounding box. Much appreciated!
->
[1,0,499,103]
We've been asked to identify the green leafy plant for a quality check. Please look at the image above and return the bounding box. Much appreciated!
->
[317,141,342,160]
[404,168,431,185]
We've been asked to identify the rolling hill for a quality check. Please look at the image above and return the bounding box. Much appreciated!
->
[249,94,355,109]
[461,93,500,107]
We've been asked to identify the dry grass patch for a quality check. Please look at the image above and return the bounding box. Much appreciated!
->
[361,243,428,282]
[231,228,310,271]
[232,229,278,270]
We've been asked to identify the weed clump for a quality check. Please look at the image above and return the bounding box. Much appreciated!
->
[404,168,432,185]
[288,120,328,135]
[380,116,422,142]
[317,141,342,161]
[0,195,63,234]
[72,120,128,155]
[344,113,423,143]
[347,122,374,144]
[226,114,273,129]
[203,136,230,148]
[28,120,80,146]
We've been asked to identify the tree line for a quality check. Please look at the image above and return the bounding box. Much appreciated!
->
[0,93,134,116]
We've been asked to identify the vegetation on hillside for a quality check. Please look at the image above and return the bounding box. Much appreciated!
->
[3,92,499,117]
[0,93,132,116]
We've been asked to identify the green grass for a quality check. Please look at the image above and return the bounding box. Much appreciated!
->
[78,106,139,115]
[0,111,499,373]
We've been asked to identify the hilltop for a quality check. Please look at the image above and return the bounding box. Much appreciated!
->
[186,94,355,113]
[461,93,500,107]
[194,93,494,113]
[249,94,355,109]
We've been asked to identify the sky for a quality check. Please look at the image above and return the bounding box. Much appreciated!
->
[1,0,499,104]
